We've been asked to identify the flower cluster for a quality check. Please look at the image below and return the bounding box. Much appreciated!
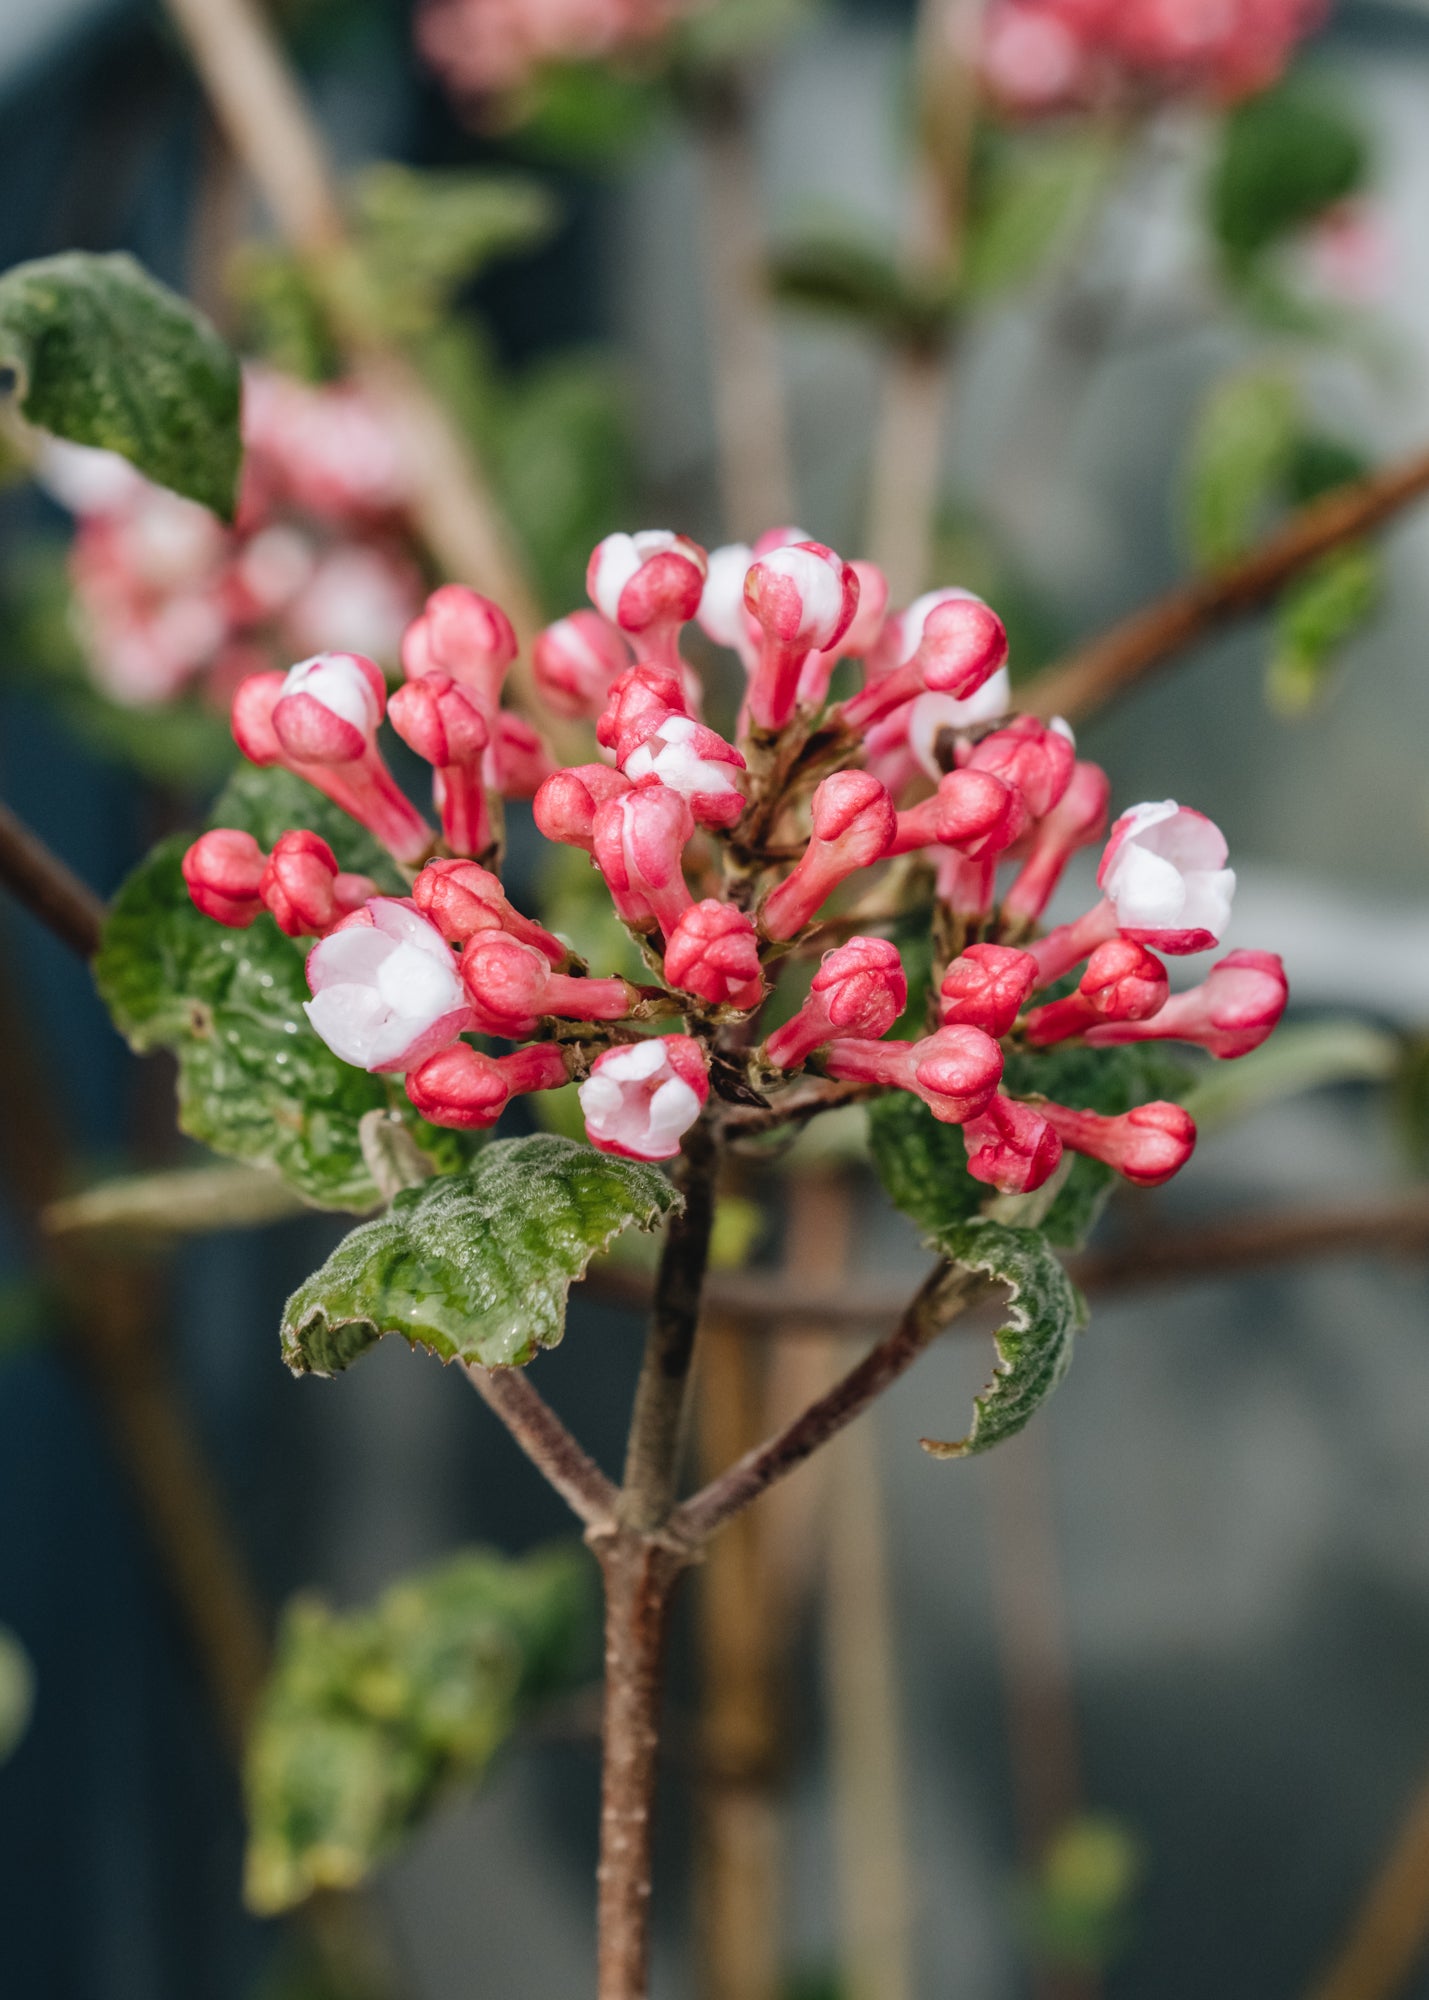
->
[417,0,693,99]
[182,523,1287,1190]
[43,368,423,708]
[981,0,1323,115]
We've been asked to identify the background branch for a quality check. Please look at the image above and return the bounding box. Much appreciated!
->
[0,799,106,957]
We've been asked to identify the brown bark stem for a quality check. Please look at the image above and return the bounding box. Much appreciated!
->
[1303,1769,1429,2000]
[1023,445,1429,725]
[0,799,107,957]
[465,1363,618,1531]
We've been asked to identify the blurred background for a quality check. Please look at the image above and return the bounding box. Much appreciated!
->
[3,0,1429,1996]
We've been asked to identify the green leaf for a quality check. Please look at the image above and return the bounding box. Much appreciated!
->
[245,1544,596,1913]
[282,1134,680,1374]
[352,165,556,341]
[0,1627,34,1765]
[769,230,953,345]
[1266,541,1381,715]
[869,1090,987,1239]
[1182,366,1300,567]
[921,1219,1084,1458]
[0,251,241,518]
[510,63,668,165]
[1016,1815,1145,1973]
[963,130,1117,300]
[93,767,466,1211]
[1210,81,1370,269]
[1182,1017,1398,1130]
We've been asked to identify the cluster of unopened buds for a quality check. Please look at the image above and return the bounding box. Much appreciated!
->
[182,521,1287,1194]
[981,0,1323,114]
[43,368,422,708]
[417,0,694,99]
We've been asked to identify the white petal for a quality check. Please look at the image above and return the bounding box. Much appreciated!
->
[1106,843,1186,928]
[642,1077,701,1151]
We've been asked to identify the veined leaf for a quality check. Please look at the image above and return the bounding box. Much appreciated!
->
[921,1219,1084,1458]
[282,1134,680,1374]
[245,1545,596,1914]
[0,251,241,518]
[1266,541,1381,715]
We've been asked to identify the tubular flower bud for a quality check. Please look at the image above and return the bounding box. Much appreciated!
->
[261,829,375,938]
[697,543,759,670]
[460,932,635,1037]
[744,542,859,731]
[939,943,1039,1039]
[764,937,907,1070]
[620,711,747,828]
[596,664,690,754]
[1040,1099,1197,1188]
[485,710,555,799]
[843,588,1009,731]
[1085,950,1288,1059]
[232,665,433,865]
[1001,760,1112,924]
[1023,938,1169,1045]
[587,531,708,671]
[967,714,1076,821]
[532,611,632,719]
[401,585,517,714]
[798,559,890,708]
[182,829,267,927]
[759,771,897,942]
[962,1094,1063,1194]
[887,767,1026,859]
[405,1040,569,1131]
[579,1034,710,1161]
[1028,899,1120,987]
[533,763,633,853]
[591,784,696,938]
[387,673,492,859]
[413,858,567,964]
[304,898,473,1073]
[663,901,764,1011]
[823,1024,1003,1124]
[1097,801,1237,954]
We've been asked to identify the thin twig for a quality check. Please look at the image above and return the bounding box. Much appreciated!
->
[1303,1770,1429,2000]
[0,799,107,957]
[1023,445,1429,724]
[720,1078,884,1139]
[465,1365,619,1531]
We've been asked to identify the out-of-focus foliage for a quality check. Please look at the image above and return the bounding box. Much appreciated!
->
[1016,1815,1145,1972]
[1183,365,1301,568]
[961,127,1118,300]
[1180,1019,1398,1130]
[768,226,953,346]
[0,252,242,518]
[1210,78,1370,275]
[0,1280,52,1360]
[350,165,556,342]
[0,1626,35,1765]
[245,1545,597,1914]
[1267,542,1380,714]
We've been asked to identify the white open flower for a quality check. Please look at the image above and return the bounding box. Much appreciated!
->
[578,1035,708,1161]
[305,899,471,1072]
[1099,801,1236,951]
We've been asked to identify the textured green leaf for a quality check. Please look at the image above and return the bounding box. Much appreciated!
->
[93,768,465,1211]
[1267,541,1381,715]
[1211,82,1370,268]
[963,130,1117,300]
[869,1090,987,1239]
[922,1219,1084,1458]
[769,231,953,344]
[282,1134,680,1374]
[0,251,241,517]
[245,1545,596,1914]
[1183,367,1300,567]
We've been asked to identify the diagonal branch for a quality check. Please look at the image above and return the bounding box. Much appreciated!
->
[465,1365,619,1531]
[1023,445,1429,724]
[0,799,107,957]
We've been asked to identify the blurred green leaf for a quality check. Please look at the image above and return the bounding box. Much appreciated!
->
[0,252,242,518]
[509,62,668,165]
[0,1280,52,1360]
[352,164,557,340]
[282,1134,680,1374]
[922,1219,1084,1458]
[0,1627,34,1764]
[1285,429,1370,505]
[1183,366,1300,567]
[1211,81,1370,271]
[1181,1018,1398,1130]
[963,129,1117,300]
[673,0,810,69]
[1017,1815,1145,1972]
[245,1545,597,1913]
[769,230,953,345]
[229,245,341,384]
[1394,1034,1429,1175]
[45,1162,306,1239]
[1267,541,1381,715]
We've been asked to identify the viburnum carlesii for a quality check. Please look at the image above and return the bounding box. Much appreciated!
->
[592,785,697,938]
[579,1035,710,1162]
[405,1041,571,1129]
[823,1025,1004,1125]
[620,712,747,828]
[962,1094,1064,1194]
[1083,950,1289,1058]
[744,543,860,731]
[261,831,377,938]
[664,903,764,1012]
[939,944,1039,1039]
[763,938,907,1070]
[1039,1101,1198,1188]
[759,772,896,941]
[400,584,517,715]
[534,762,635,853]
[460,932,637,1037]
[413,858,567,964]
[1023,938,1169,1046]
[797,560,891,709]
[388,673,493,859]
[304,899,474,1073]
[843,589,1009,733]
[533,612,632,720]
[1001,761,1112,927]
[182,829,268,928]
[588,532,708,678]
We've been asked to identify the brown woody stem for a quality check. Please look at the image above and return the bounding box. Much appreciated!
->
[0,800,107,957]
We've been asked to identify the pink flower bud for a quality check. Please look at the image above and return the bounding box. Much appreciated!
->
[1040,1100,1196,1188]
[587,530,707,670]
[304,898,473,1073]
[388,673,492,859]
[1097,801,1236,954]
[182,828,266,927]
[412,858,566,964]
[532,611,632,719]
[271,652,386,764]
[1085,950,1288,1059]
[260,829,375,938]
[966,714,1076,821]
[758,771,896,941]
[485,711,555,800]
[764,937,907,1069]
[939,943,1039,1038]
[798,559,890,707]
[844,588,1009,731]
[401,585,517,714]
[405,1040,569,1131]
[620,711,747,829]
[697,542,759,670]
[532,763,633,853]
[663,901,764,1011]
[823,1024,1003,1124]
[887,767,1026,859]
[579,1033,710,1161]
[459,931,635,1037]
[591,784,696,938]
[1001,760,1112,924]
[1023,938,1169,1045]
[962,1094,1063,1194]
[596,663,690,754]
[1027,899,1120,988]
[744,542,859,731]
